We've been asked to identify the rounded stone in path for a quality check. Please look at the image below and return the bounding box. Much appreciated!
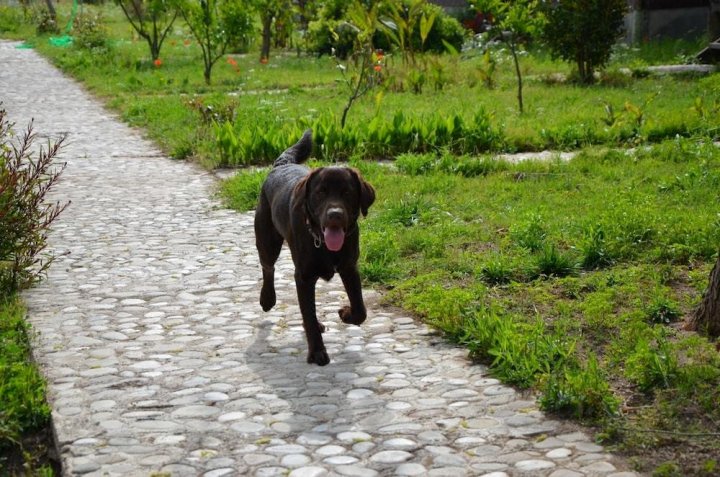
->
[288,467,327,477]
[515,459,556,471]
[369,450,413,464]
[395,463,427,475]
[335,465,379,477]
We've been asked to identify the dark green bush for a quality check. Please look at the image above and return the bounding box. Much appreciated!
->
[541,0,626,83]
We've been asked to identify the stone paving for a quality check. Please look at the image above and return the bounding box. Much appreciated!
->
[1,41,640,477]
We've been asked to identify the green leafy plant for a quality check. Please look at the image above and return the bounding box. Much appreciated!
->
[625,329,679,392]
[540,354,620,419]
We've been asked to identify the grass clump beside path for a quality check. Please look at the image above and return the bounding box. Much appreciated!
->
[0,298,55,475]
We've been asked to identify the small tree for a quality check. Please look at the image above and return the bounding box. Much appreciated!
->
[541,0,626,84]
[471,0,544,114]
[689,253,720,338]
[335,0,385,129]
[177,0,253,84]
[115,0,178,61]
[255,0,292,62]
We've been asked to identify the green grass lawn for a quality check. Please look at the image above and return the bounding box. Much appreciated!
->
[3,2,720,474]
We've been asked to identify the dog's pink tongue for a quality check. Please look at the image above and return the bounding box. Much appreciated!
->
[324,227,345,251]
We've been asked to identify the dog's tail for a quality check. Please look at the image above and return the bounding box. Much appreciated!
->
[273,129,313,167]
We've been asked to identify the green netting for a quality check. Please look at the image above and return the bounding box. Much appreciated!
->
[15,42,34,49]
[48,0,78,48]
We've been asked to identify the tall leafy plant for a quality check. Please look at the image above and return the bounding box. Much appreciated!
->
[115,0,178,61]
[381,0,437,65]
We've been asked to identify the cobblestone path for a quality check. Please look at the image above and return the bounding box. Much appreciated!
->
[2,41,639,477]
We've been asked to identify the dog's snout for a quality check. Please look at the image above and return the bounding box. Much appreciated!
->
[327,207,345,221]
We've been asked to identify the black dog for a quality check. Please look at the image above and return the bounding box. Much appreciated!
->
[254,130,375,366]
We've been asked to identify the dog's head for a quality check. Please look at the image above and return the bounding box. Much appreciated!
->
[294,166,375,252]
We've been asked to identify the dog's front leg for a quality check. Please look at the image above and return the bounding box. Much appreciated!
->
[295,273,330,366]
[338,266,367,326]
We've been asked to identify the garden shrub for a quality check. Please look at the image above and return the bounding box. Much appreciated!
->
[0,108,68,295]
[306,0,466,57]
[541,0,626,83]
[72,11,110,50]
[0,5,24,34]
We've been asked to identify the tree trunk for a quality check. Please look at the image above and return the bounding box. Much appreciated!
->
[508,40,523,114]
[44,0,56,22]
[689,253,720,338]
[260,15,272,62]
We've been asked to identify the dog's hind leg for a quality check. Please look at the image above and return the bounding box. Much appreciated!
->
[255,195,283,312]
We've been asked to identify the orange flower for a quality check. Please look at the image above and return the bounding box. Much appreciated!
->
[183,39,191,46]
[374,64,382,72]
[154,58,162,68]
[227,57,238,66]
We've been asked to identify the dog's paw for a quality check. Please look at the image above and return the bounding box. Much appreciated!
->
[260,286,276,312]
[307,349,330,366]
[339,306,366,326]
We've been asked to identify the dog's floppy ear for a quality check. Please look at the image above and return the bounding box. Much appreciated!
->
[293,168,322,211]
[350,169,376,217]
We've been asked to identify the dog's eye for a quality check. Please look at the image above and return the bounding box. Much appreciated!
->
[316,187,327,196]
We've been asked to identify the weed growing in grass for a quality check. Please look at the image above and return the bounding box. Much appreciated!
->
[625,327,679,392]
[540,354,619,419]
[645,291,681,325]
[510,212,547,252]
[535,243,576,278]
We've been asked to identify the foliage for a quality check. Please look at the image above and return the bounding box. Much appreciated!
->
[470,0,545,113]
[72,10,110,50]
[0,298,52,470]
[176,0,254,84]
[540,354,620,419]
[114,0,178,61]
[255,0,292,61]
[541,0,627,84]
[218,168,268,211]
[208,108,503,167]
[336,0,386,128]
[0,108,68,295]
[0,5,25,34]
[306,0,464,59]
